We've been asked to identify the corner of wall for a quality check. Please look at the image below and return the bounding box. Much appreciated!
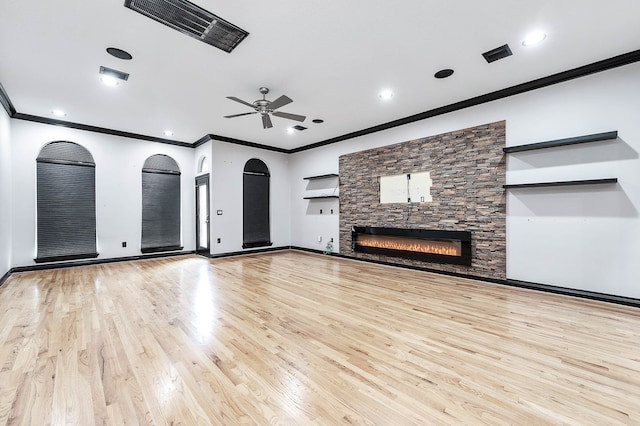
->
[0,108,12,276]
[209,140,293,254]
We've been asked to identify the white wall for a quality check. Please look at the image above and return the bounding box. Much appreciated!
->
[10,120,195,267]
[290,62,640,299]
[0,108,11,277]
[209,141,291,254]
[6,122,292,266]
[289,150,340,252]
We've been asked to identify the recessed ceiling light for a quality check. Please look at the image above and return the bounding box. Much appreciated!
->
[287,128,295,134]
[523,31,546,46]
[163,130,173,137]
[379,89,393,100]
[100,75,119,87]
[51,109,66,117]
[312,119,324,124]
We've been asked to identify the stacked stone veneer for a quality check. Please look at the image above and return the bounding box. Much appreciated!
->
[339,121,506,280]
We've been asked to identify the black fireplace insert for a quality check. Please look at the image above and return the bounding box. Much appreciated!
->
[351,226,472,266]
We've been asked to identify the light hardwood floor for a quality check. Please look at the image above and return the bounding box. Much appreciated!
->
[0,251,639,425]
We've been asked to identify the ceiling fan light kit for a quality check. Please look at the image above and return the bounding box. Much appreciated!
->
[225,87,306,129]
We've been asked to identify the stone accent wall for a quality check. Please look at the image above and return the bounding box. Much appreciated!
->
[339,121,506,280]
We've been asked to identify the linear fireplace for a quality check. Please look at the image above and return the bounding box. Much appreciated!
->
[351,226,472,266]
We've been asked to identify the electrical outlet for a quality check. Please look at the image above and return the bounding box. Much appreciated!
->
[217,238,221,243]
[122,241,127,248]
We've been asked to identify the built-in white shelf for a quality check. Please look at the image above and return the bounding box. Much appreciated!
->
[503,178,618,189]
[303,173,338,180]
[503,131,617,153]
[303,195,339,200]
[304,173,339,200]
[503,131,619,190]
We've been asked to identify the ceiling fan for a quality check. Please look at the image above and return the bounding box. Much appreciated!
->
[224,87,306,129]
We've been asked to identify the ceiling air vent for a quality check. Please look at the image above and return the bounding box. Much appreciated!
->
[482,44,513,63]
[124,0,248,53]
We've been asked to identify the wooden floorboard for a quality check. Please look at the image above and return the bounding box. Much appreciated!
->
[0,251,638,425]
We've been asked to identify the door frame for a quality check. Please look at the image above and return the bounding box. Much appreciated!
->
[195,174,210,255]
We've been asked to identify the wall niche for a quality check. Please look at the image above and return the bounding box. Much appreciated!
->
[339,121,506,280]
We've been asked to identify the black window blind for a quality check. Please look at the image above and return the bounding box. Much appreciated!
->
[243,159,271,248]
[36,141,97,263]
[142,155,182,252]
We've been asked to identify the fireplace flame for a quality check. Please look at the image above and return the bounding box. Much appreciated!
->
[356,234,461,256]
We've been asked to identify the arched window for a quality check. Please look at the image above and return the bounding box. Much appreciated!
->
[243,158,271,249]
[198,155,209,173]
[141,154,182,253]
[36,141,97,262]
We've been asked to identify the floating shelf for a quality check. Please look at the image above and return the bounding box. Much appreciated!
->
[503,131,617,153]
[503,178,618,189]
[303,195,339,199]
[303,173,338,180]
[304,174,339,201]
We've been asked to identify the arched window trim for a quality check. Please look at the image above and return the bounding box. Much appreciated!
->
[142,154,181,174]
[244,158,270,176]
[198,155,209,174]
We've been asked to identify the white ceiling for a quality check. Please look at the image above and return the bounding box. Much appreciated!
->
[1,0,639,150]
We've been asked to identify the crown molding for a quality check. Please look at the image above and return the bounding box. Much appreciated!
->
[12,113,192,147]
[2,48,640,153]
[197,133,290,153]
[290,47,640,153]
[0,82,17,117]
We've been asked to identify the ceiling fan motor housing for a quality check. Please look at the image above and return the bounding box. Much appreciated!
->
[254,99,271,113]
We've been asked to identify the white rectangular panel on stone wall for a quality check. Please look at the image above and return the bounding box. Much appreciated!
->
[380,172,433,203]
[409,172,433,203]
[379,174,408,203]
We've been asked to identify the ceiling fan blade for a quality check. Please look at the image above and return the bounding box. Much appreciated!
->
[262,114,273,129]
[224,112,257,118]
[268,95,293,111]
[227,96,255,108]
[272,111,306,122]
